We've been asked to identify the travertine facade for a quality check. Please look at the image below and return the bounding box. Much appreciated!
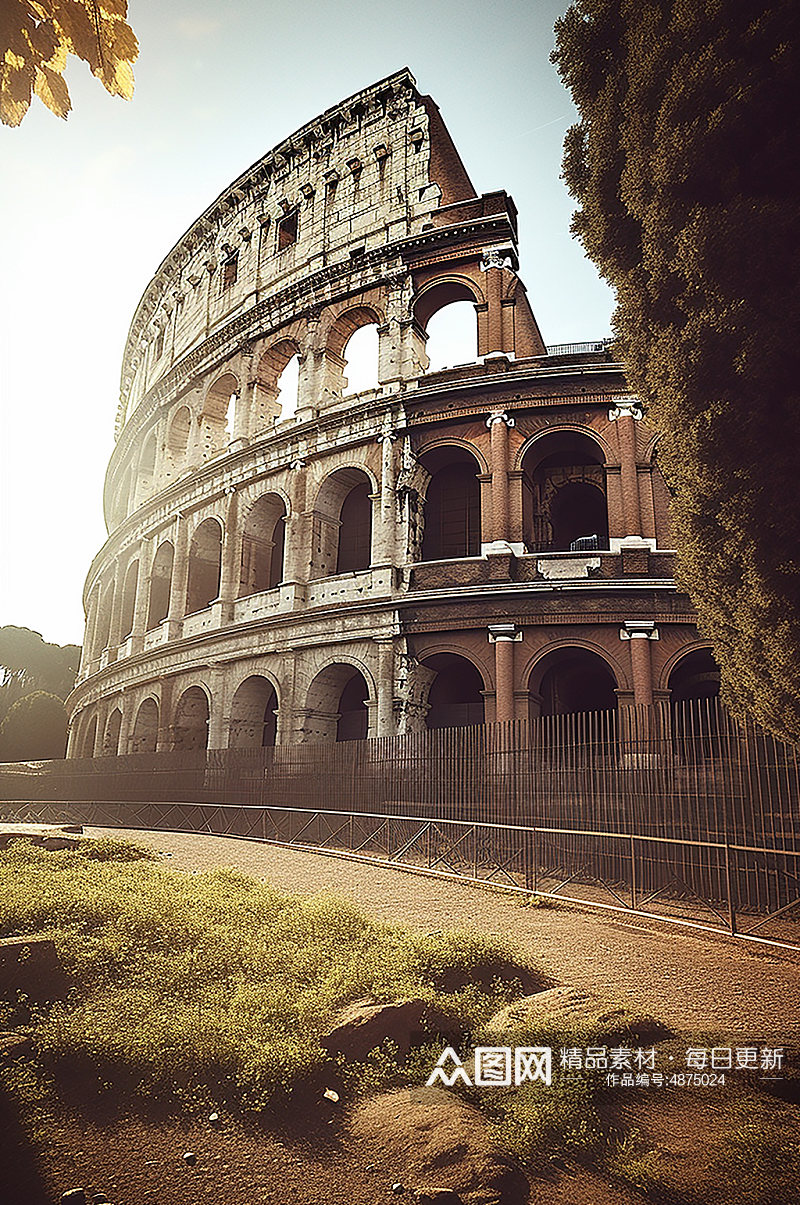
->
[67,69,717,756]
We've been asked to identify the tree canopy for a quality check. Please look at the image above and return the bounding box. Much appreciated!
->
[0,0,137,127]
[553,0,800,742]
[0,626,80,724]
[0,690,68,760]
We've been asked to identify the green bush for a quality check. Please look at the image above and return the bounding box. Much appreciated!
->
[0,691,67,761]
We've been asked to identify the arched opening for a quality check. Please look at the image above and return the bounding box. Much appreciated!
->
[172,686,209,752]
[311,468,373,578]
[118,559,139,642]
[327,307,382,397]
[530,648,618,717]
[229,676,278,748]
[131,697,159,753]
[420,447,481,561]
[95,580,115,653]
[275,354,300,419]
[186,518,222,614]
[342,323,379,395]
[668,649,722,754]
[239,495,286,596]
[114,466,132,524]
[423,653,485,729]
[166,405,192,470]
[668,649,721,705]
[521,433,608,552]
[201,372,239,457]
[254,340,301,429]
[103,708,122,756]
[147,540,174,629]
[137,432,157,500]
[81,713,98,758]
[424,300,478,371]
[303,664,370,743]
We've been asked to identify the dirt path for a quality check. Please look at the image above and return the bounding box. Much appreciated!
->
[93,826,800,1042]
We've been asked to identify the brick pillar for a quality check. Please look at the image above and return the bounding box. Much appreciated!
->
[609,398,644,537]
[621,621,659,707]
[489,624,519,721]
[486,411,515,544]
[479,246,516,356]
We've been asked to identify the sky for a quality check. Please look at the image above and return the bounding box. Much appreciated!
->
[0,0,615,648]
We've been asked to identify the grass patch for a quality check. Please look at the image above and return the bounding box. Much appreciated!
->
[0,840,534,1114]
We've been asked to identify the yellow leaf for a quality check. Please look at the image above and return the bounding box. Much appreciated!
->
[0,62,33,126]
[33,62,70,118]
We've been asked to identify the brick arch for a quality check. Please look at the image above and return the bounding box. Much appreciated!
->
[421,650,487,729]
[658,641,719,694]
[103,706,123,756]
[412,275,485,330]
[514,425,613,472]
[203,371,240,423]
[525,640,626,717]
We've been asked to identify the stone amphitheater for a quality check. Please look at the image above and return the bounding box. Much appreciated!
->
[66,68,718,757]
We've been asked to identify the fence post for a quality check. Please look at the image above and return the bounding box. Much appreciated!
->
[724,841,737,935]
[630,834,637,910]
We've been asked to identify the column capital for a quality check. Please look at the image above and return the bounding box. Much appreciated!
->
[609,396,644,421]
[620,621,659,641]
[486,411,515,429]
[480,245,517,274]
[488,623,522,643]
[376,431,397,445]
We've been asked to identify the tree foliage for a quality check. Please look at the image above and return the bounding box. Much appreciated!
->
[0,690,68,760]
[0,626,80,724]
[553,0,800,741]
[0,0,137,127]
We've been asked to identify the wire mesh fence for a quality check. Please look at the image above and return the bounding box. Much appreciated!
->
[1,698,798,941]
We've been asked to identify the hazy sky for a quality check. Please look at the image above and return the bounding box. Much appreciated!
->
[0,0,614,648]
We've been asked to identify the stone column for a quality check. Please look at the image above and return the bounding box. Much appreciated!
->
[283,460,310,587]
[217,488,240,623]
[129,538,153,654]
[374,431,398,565]
[609,398,644,538]
[486,412,515,545]
[620,621,659,707]
[374,637,396,736]
[166,514,189,638]
[156,679,174,752]
[107,561,125,653]
[489,624,520,722]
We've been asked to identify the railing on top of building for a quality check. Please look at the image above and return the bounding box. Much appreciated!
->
[542,339,614,358]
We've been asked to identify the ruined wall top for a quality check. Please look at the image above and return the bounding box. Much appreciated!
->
[116,68,479,436]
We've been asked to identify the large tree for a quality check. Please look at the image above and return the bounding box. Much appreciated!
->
[0,0,137,126]
[0,626,80,724]
[552,0,800,741]
[0,690,68,760]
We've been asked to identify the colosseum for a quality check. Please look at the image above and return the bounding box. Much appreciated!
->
[66,68,718,758]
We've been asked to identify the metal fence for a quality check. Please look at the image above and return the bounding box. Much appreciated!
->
[1,699,799,950]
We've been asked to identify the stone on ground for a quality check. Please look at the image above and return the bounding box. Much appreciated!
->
[321,998,463,1060]
[484,986,669,1044]
[347,1086,529,1204]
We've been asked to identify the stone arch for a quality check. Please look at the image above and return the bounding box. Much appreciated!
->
[229,675,279,748]
[255,338,301,426]
[303,661,373,743]
[421,652,486,729]
[527,645,620,717]
[103,707,123,756]
[418,444,483,561]
[81,712,98,758]
[200,371,239,458]
[147,540,174,628]
[520,429,610,552]
[186,517,222,614]
[172,685,210,751]
[94,578,115,654]
[239,493,287,595]
[167,405,192,463]
[118,558,139,642]
[310,467,374,578]
[326,304,384,359]
[131,696,159,753]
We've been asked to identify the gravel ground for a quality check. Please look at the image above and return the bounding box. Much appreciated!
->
[91,825,800,1042]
